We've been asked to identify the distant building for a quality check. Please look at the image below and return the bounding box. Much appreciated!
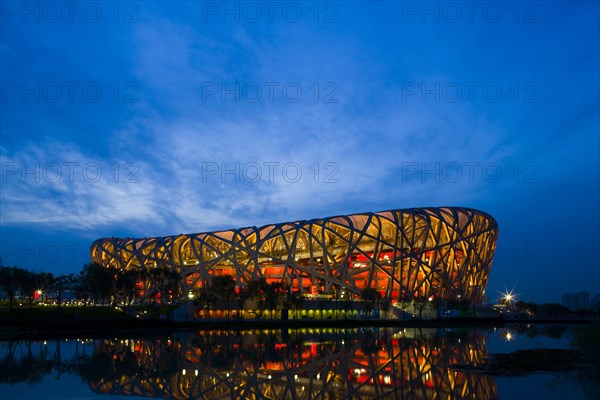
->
[590,293,600,311]
[561,292,590,310]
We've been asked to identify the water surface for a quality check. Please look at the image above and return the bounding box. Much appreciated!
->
[0,324,593,399]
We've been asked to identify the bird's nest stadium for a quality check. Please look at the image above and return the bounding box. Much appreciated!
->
[91,207,498,304]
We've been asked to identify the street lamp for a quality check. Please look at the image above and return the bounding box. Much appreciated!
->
[498,287,517,306]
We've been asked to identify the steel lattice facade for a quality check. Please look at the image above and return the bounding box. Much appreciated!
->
[90,207,498,303]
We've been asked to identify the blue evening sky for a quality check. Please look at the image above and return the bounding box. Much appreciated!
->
[1,1,598,303]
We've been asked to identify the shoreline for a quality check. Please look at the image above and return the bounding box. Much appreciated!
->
[1,315,595,340]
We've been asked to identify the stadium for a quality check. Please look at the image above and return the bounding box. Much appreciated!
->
[90,207,498,305]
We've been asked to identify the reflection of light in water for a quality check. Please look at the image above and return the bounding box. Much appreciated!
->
[506,332,512,341]
[87,329,498,400]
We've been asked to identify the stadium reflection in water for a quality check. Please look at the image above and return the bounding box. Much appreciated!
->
[88,328,497,399]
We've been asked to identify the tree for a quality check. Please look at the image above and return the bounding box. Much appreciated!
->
[81,263,115,306]
[149,266,182,305]
[341,298,353,320]
[33,272,55,303]
[236,287,250,320]
[53,273,77,313]
[195,286,217,318]
[360,288,382,320]
[74,270,89,305]
[115,269,138,307]
[163,268,182,303]
[132,268,149,304]
[247,277,268,299]
[380,296,392,320]
[0,266,24,311]
[212,275,235,296]
[211,275,235,318]
[247,278,268,318]
[289,292,304,319]
[17,269,36,307]
[265,282,282,320]
[415,300,427,319]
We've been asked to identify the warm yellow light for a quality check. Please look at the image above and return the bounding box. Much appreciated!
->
[499,287,517,305]
[91,207,498,305]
